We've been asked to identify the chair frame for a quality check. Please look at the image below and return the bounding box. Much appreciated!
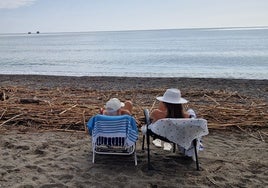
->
[93,138,137,166]
[90,115,138,166]
[142,109,202,170]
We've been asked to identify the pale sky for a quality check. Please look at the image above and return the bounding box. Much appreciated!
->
[0,0,268,33]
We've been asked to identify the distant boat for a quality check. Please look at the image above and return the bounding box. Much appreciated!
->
[36,31,40,34]
[28,32,31,34]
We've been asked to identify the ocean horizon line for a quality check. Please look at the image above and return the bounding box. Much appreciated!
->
[1,25,268,35]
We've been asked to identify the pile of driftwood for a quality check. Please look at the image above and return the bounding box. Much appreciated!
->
[0,86,267,134]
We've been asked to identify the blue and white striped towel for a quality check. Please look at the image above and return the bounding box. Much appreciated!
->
[87,115,138,147]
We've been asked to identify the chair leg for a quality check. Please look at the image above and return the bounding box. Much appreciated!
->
[134,145,138,166]
[134,152,137,166]
[92,150,95,163]
[146,133,151,170]
[193,139,200,170]
[143,108,153,170]
[142,135,145,150]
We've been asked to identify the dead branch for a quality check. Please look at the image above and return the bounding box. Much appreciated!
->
[20,98,41,104]
[0,109,7,120]
[0,113,23,127]
[258,131,265,142]
[236,126,261,141]
[204,94,220,105]
[59,104,78,115]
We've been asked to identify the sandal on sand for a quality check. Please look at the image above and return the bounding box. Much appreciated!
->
[163,142,172,151]
[152,139,162,147]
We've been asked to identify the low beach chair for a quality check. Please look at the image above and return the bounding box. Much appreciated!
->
[87,114,138,166]
[142,109,209,170]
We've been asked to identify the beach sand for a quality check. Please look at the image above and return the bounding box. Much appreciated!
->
[0,75,267,187]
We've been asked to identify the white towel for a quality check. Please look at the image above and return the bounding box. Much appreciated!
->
[148,118,208,150]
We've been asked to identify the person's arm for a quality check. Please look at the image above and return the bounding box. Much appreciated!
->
[120,109,131,115]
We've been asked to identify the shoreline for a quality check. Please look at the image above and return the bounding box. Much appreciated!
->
[1,74,267,100]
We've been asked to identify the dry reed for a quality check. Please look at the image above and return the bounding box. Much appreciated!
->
[0,87,267,133]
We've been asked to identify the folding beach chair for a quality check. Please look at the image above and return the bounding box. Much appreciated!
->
[87,114,138,166]
[142,109,209,170]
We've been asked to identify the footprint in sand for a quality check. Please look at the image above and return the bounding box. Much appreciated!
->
[16,145,30,150]
[52,174,74,184]
[39,183,68,188]
[3,141,15,149]
[33,148,45,155]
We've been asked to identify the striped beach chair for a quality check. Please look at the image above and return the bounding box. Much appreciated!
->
[87,114,138,165]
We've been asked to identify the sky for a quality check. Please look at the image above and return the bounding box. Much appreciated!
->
[0,0,268,33]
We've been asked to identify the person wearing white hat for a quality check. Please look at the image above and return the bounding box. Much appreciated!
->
[149,88,196,150]
[102,98,133,116]
[150,88,195,123]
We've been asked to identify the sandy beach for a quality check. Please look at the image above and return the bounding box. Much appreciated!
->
[0,75,267,187]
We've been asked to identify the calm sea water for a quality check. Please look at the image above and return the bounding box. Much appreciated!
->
[0,27,268,79]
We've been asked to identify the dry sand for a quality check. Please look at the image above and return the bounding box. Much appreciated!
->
[0,75,267,187]
[0,129,267,188]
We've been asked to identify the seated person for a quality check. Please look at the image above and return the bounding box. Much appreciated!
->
[87,98,137,146]
[102,98,133,116]
[87,98,132,135]
[146,88,196,150]
[151,88,195,123]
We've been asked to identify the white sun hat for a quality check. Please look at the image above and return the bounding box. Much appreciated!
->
[105,98,125,111]
[156,88,188,104]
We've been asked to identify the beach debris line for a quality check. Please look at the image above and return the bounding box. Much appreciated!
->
[0,87,267,135]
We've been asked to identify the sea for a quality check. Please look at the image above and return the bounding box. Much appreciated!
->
[0,27,268,79]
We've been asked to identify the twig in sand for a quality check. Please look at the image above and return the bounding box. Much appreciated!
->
[52,128,86,133]
[206,177,218,186]
[236,126,261,141]
[204,94,220,105]
[260,131,268,137]
[59,104,77,115]
[42,99,53,112]
[3,91,6,101]
[64,123,72,131]
[258,131,265,142]
[0,113,23,128]
[216,106,249,112]
[0,109,7,120]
